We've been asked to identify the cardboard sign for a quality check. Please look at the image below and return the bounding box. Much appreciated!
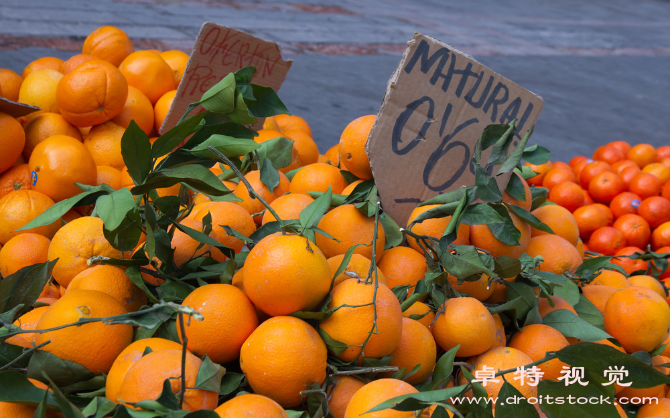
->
[160,22,292,133]
[366,33,544,226]
[0,97,40,118]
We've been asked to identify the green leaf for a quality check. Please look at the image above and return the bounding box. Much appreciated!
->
[255,136,294,170]
[0,260,57,316]
[0,343,30,369]
[27,351,95,387]
[460,203,505,225]
[0,304,24,327]
[380,212,403,250]
[95,188,137,231]
[194,356,226,393]
[507,204,554,234]
[530,186,549,211]
[522,145,551,165]
[419,186,475,207]
[195,73,236,114]
[33,388,49,418]
[494,256,522,279]
[300,187,332,230]
[0,370,59,408]
[575,257,626,277]
[474,165,502,202]
[121,121,152,184]
[365,385,466,413]
[125,266,160,304]
[187,135,260,160]
[151,112,208,159]
[220,372,245,396]
[488,297,522,315]
[496,381,539,418]
[40,374,86,418]
[431,345,460,390]
[505,171,527,201]
[552,279,580,306]
[542,309,611,341]
[538,380,617,417]
[134,165,230,196]
[439,245,496,279]
[317,328,348,355]
[497,125,533,175]
[486,122,516,167]
[59,374,106,394]
[487,204,521,246]
[81,397,118,418]
[228,89,257,125]
[259,158,280,193]
[246,84,290,117]
[248,221,283,243]
[506,282,536,318]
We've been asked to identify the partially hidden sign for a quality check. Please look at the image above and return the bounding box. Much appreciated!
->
[367,33,544,226]
[0,97,39,118]
[160,22,293,133]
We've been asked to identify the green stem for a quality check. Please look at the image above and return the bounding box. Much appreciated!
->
[0,340,50,371]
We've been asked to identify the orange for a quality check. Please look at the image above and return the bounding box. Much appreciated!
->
[48,216,123,287]
[341,179,363,195]
[327,253,386,287]
[432,297,495,357]
[576,238,585,257]
[0,68,23,102]
[289,163,348,195]
[406,204,470,252]
[629,172,662,199]
[588,226,627,256]
[573,204,609,240]
[18,68,63,116]
[233,169,290,224]
[588,171,624,204]
[84,121,125,169]
[638,196,670,228]
[110,86,154,135]
[119,51,176,104]
[385,317,437,385]
[589,270,630,290]
[23,112,82,159]
[172,218,223,266]
[282,129,319,166]
[339,115,375,180]
[619,165,641,191]
[178,284,258,364]
[0,112,25,173]
[0,402,61,418]
[637,399,670,417]
[609,192,641,219]
[344,379,421,418]
[262,193,314,224]
[241,316,327,407]
[627,143,658,168]
[530,205,579,245]
[613,214,650,248]
[448,274,496,301]
[469,347,536,399]
[35,290,132,374]
[96,165,122,189]
[542,167,576,190]
[117,349,217,411]
[192,202,256,254]
[611,246,649,274]
[617,354,668,403]
[316,204,386,262]
[612,159,638,175]
[67,265,147,312]
[502,172,532,211]
[628,275,666,298]
[659,145,670,159]
[652,222,670,250]
[608,141,632,154]
[321,279,402,362]
[0,190,59,244]
[59,54,96,74]
[153,89,176,132]
[325,144,340,166]
[605,286,670,353]
[83,26,134,67]
[570,157,590,177]
[0,164,31,198]
[548,181,584,212]
[402,301,435,330]
[491,313,507,347]
[4,306,49,347]
[22,57,63,79]
[470,211,530,258]
[327,376,366,418]
[582,285,617,315]
[215,394,289,418]
[318,154,328,163]
[642,162,670,184]
[509,324,570,381]
[56,59,128,127]
[105,338,183,404]
[553,161,571,171]
[377,246,427,293]
[578,161,612,189]
[263,114,312,136]
[244,234,331,316]
[593,144,625,165]
[0,233,50,277]
[159,50,189,84]
[29,135,98,202]
[525,161,553,186]
[538,296,577,317]
[593,203,614,225]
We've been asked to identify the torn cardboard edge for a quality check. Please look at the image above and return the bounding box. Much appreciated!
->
[0,97,40,118]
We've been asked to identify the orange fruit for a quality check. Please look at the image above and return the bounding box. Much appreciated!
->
[23,112,82,159]
[571,157,591,178]
[611,246,649,274]
[588,171,624,204]
[96,165,122,189]
[244,234,331,316]
[542,167,576,190]
[652,221,670,250]
[637,398,670,417]
[579,161,612,189]
[509,324,570,381]
[604,286,670,353]
[316,204,386,262]
[341,179,363,195]
[178,284,258,364]
[469,347,537,399]
[0,112,25,173]
[290,163,348,195]
[0,402,61,418]
[576,238,585,257]
[110,86,154,135]
[384,318,436,385]
[18,68,63,116]
[638,196,670,228]
[629,172,662,199]
[282,129,319,166]
[0,190,59,245]
[84,121,125,169]
[491,313,506,347]
[627,143,658,168]
[628,275,666,298]
[119,51,176,104]
[432,297,495,357]
[321,279,402,362]
[573,204,609,240]
[22,57,63,79]
[406,204,470,252]
[0,68,22,102]
[327,253,386,287]
[593,203,614,225]
[318,154,328,163]
[612,159,638,175]
[233,169,290,224]
[35,290,132,374]
[241,316,327,407]
[327,376,366,418]
[402,301,435,330]
[525,161,553,186]
[48,216,123,287]
[253,131,300,171]
[619,165,641,191]
[608,141,632,154]
[263,114,312,137]
[172,218,223,266]
[617,354,669,403]
[344,378,421,418]
[339,115,374,180]
[609,192,641,218]
[67,265,147,312]
[29,135,98,202]
[0,164,31,198]
[0,233,50,277]
[470,211,530,258]
[530,205,580,245]
[56,59,128,127]
[215,394,289,418]
[191,201,256,254]
[153,89,176,132]
[59,54,97,75]
[548,181,585,212]
[324,144,340,166]
[613,214,650,248]
[447,274,496,301]
[377,246,427,293]
[159,50,189,84]
[642,162,670,184]
[4,306,49,347]
[593,144,625,165]
[538,296,577,317]
[117,349,217,411]
[502,172,532,211]
[83,26,134,67]
[105,337,183,404]
[658,145,670,159]
[582,285,617,315]
[262,193,314,224]
[588,226,627,256]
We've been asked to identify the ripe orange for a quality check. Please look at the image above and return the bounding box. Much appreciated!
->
[627,143,658,168]
[542,167,576,190]
[593,203,614,225]
[613,214,650,248]
[159,50,189,84]
[67,265,147,312]
[35,290,132,374]
[262,193,314,224]
[609,192,641,219]
[406,204,470,252]
[324,144,340,166]
[153,89,176,132]
[18,69,63,116]
[0,190,59,245]
[178,284,258,364]
[215,394,289,418]
[608,141,632,154]
[470,211,530,258]
[339,115,375,180]
[96,165,122,189]
[0,402,61,418]
[289,163,348,195]
[48,216,123,287]
[579,161,612,189]
[538,296,577,317]
[172,218,223,266]
[117,349,217,411]
[658,145,670,159]
[0,68,23,102]
[56,59,128,127]
[469,347,536,399]
[629,172,662,199]
[0,112,26,173]
[642,162,670,184]
[233,169,290,224]
[402,301,435,330]
[191,201,256,254]
[652,222,670,250]
[582,285,617,314]
[316,204,386,262]
[241,316,327,407]
[377,246,427,293]
[0,164,31,198]
[637,398,670,418]
[612,246,649,274]
[110,86,154,135]
[384,318,436,385]
[593,145,625,165]
[4,306,49,347]
[341,179,363,195]
[604,286,670,353]
[244,234,331,316]
[492,313,506,347]
[29,135,98,201]
[619,165,641,191]
[432,297,495,357]
[612,159,638,175]
[0,233,50,277]
[22,57,63,79]
[509,324,570,381]
[526,235,582,274]
[573,204,609,240]
[344,379,421,418]
[530,205,580,245]
[59,54,96,74]
[327,253,386,287]
[589,226,627,256]
[638,196,670,228]
[23,113,82,159]
[83,26,134,67]
[525,161,553,186]
[282,129,319,166]
[571,157,591,179]
[447,274,496,301]
[628,275,666,298]
[84,121,125,169]
[263,114,312,137]
[119,51,176,104]
[588,171,624,204]
[327,376,366,418]
[548,181,584,212]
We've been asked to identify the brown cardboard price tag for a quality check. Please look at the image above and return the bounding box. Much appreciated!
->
[160,22,292,133]
[0,97,40,118]
[366,33,544,226]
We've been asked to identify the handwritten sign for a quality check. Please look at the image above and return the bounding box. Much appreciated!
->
[367,33,544,226]
[0,97,39,118]
[160,22,292,133]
